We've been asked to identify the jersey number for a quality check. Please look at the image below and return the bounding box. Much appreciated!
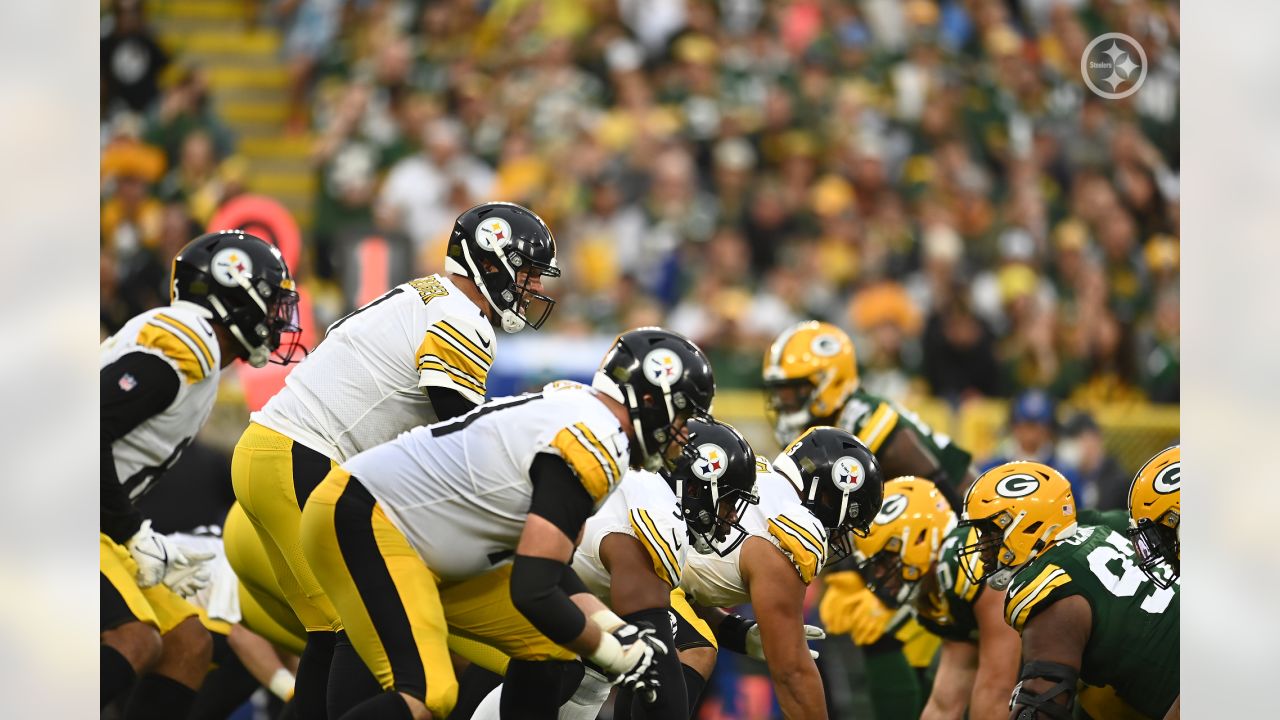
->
[123,436,193,500]
[1086,532,1175,613]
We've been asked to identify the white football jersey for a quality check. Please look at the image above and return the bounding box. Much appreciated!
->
[168,533,241,623]
[101,301,223,499]
[253,274,497,461]
[680,456,828,607]
[572,470,686,600]
[343,382,630,583]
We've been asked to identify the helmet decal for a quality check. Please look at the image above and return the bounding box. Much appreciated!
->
[643,348,683,386]
[211,247,254,287]
[875,493,909,525]
[832,456,866,491]
[810,334,842,357]
[474,217,513,251]
[1152,462,1180,494]
[995,473,1041,498]
[692,443,729,482]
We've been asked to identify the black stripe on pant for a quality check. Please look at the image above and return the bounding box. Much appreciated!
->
[332,475,428,701]
[291,441,333,510]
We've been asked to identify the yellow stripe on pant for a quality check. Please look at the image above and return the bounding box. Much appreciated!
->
[231,421,341,631]
[301,467,574,717]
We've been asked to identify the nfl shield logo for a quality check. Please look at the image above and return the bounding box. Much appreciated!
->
[119,373,138,392]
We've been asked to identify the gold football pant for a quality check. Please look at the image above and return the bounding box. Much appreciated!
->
[231,421,340,631]
[100,533,201,634]
[300,468,573,718]
[223,501,309,655]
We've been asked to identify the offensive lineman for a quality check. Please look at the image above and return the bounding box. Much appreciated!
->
[102,231,301,718]
[764,320,970,717]
[228,201,560,717]
[299,328,716,719]
[960,461,1179,719]
[681,426,886,720]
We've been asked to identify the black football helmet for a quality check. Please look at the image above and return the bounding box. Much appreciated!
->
[444,201,560,333]
[592,327,716,471]
[772,426,886,562]
[171,230,303,368]
[667,417,760,556]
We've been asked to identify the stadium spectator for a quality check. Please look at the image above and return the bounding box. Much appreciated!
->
[1059,412,1130,511]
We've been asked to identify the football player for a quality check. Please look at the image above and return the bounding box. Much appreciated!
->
[298,328,715,720]
[765,321,969,718]
[851,477,1021,720]
[101,231,301,717]
[469,417,763,720]
[680,426,885,720]
[959,461,1179,719]
[228,201,559,717]
[1128,445,1180,588]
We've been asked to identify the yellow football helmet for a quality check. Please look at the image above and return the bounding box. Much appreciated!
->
[958,461,1077,590]
[1127,445,1179,588]
[763,321,859,446]
[852,477,957,608]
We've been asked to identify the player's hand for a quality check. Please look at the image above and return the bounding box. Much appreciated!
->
[126,520,181,588]
[744,621,825,660]
[610,623,667,704]
[848,588,893,645]
[818,570,865,635]
[163,549,216,598]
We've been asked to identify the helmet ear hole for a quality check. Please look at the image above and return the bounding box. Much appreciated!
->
[1024,520,1043,535]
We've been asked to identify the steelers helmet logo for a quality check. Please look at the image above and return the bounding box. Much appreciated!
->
[692,443,729,482]
[832,456,865,491]
[875,494,909,525]
[475,217,514,251]
[1153,462,1180,494]
[211,246,254,287]
[643,349,683,387]
[995,473,1040,498]
[810,334,842,357]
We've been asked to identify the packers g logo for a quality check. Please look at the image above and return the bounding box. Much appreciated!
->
[211,246,254,287]
[810,334,842,357]
[875,494,909,525]
[994,473,1040,498]
[1153,462,1180,494]
[832,456,865,491]
[475,217,513,251]
[692,443,729,482]
[642,349,683,386]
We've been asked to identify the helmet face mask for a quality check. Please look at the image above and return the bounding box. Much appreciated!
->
[446,202,560,333]
[1129,517,1179,589]
[853,477,956,607]
[764,378,817,447]
[1127,445,1180,588]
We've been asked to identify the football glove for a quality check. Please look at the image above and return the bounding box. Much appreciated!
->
[818,570,865,635]
[587,622,667,704]
[848,587,894,646]
[162,552,214,598]
[125,521,214,592]
[744,621,826,661]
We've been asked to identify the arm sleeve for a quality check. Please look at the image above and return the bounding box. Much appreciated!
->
[528,453,596,541]
[425,385,478,422]
[101,351,180,542]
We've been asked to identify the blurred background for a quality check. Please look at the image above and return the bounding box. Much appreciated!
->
[100,0,1178,717]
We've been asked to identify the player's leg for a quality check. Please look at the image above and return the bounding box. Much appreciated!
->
[122,586,212,720]
[232,423,342,718]
[225,504,309,656]
[614,588,716,720]
[101,535,163,708]
[301,468,457,720]
[188,619,263,720]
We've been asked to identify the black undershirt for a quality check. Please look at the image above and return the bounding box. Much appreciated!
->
[101,352,180,543]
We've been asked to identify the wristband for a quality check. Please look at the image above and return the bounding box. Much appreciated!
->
[591,609,625,633]
[268,668,295,700]
[716,613,753,654]
[587,630,626,674]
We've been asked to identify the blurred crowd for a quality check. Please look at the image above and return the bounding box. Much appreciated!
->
[102,0,1180,412]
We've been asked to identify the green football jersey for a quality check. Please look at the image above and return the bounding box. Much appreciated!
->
[836,388,973,491]
[1004,522,1179,719]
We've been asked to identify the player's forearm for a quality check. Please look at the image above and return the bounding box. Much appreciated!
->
[101,435,142,542]
[1163,695,1180,720]
[771,662,828,720]
[969,680,1013,720]
[227,624,292,690]
[922,642,976,720]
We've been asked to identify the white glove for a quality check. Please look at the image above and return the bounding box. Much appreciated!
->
[588,623,668,703]
[163,553,215,598]
[125,521,214,593]
[745,621,826,661]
